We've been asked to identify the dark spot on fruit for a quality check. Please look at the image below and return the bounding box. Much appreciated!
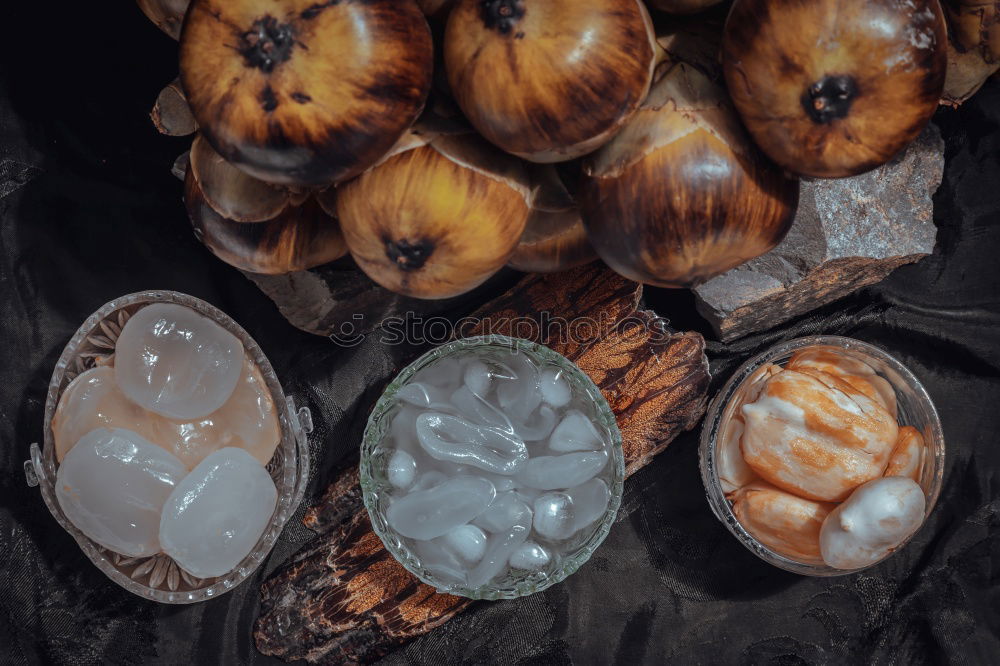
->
[260,85,279,112]
[300,1,339,20]
[292,92,312,104]
[239,16,295,73]
[801,74,857,124]
[480,0,525,35]
[385,238,434,271]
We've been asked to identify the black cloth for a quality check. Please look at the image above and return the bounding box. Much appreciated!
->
[1,5,998,665]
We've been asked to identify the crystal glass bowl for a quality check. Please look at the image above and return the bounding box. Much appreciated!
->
[699,335,944,576]
[360,335,625,600]
[24,290,312,604]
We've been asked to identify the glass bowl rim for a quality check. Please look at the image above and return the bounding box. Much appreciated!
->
[29,290,311,603]
[360,334,625,600]
[698,334,945,577]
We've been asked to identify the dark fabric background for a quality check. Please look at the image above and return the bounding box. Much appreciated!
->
[1,5,998,665]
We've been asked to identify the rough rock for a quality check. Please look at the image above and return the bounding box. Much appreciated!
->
[693,124,945,342]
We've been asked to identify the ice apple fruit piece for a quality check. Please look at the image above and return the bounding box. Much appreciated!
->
[159,447,277,578]
[56,427,187,557]
[115,303,244,420]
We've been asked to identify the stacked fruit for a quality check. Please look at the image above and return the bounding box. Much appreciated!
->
[139,0,986,297]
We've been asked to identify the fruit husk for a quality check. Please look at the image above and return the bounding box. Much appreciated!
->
[508,164,596,273]
[254,265,711,664]
[443,0,659,162]
[188,134,290,223]
[150,79,197,136]
[653,5,727,80]
[179,0,434,186]
[580,60,798,287]
[942,37,1000,106]
[185,167,346,275]
[337,125,532,299]
[136,0,190,39]
[944,0,999,62]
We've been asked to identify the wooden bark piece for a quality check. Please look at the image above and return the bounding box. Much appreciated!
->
[254,265,710,664]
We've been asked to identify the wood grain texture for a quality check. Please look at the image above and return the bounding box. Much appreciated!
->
[723,0,946,178]
[254,264,710,664]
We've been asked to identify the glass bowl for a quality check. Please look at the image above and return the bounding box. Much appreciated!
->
[699,335,944,576]
[23,290,312,604]
[360,334,625,600]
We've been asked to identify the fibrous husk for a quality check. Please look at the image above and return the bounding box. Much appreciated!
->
[253,265,710,663]
[150,79,197,136]
[136,0,190,40]
[188,135,291,224]
[942,37,1000,106]
[508,164,597,273]
[944,0,999,63]
[185,171,346,275]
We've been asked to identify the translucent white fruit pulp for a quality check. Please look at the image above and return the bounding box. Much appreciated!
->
[56,427,188,557]
[376,347,616,592]
[115,303,244,420]
[159,447,277,579]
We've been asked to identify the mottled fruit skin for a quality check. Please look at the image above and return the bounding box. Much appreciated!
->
[444,0,657,162]
[186,165,346,275]
[581,63,798,288]
[723,0,947,178]
[179,0,433,185]
[337,141,531,299]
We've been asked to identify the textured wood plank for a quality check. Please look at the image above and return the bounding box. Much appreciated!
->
[254,264,710,664]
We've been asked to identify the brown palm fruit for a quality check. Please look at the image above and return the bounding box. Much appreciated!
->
[443,0,659,163]
[179,0,433,186]
[136,0,190,39]
[722,0,947,178]
[646,0,725,15]
[579,61,799,288]
[337,125,532,299]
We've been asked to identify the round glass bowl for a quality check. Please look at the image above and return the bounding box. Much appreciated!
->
[24,290,312,604]
[360,335,625,600]
[699,335,944,576]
